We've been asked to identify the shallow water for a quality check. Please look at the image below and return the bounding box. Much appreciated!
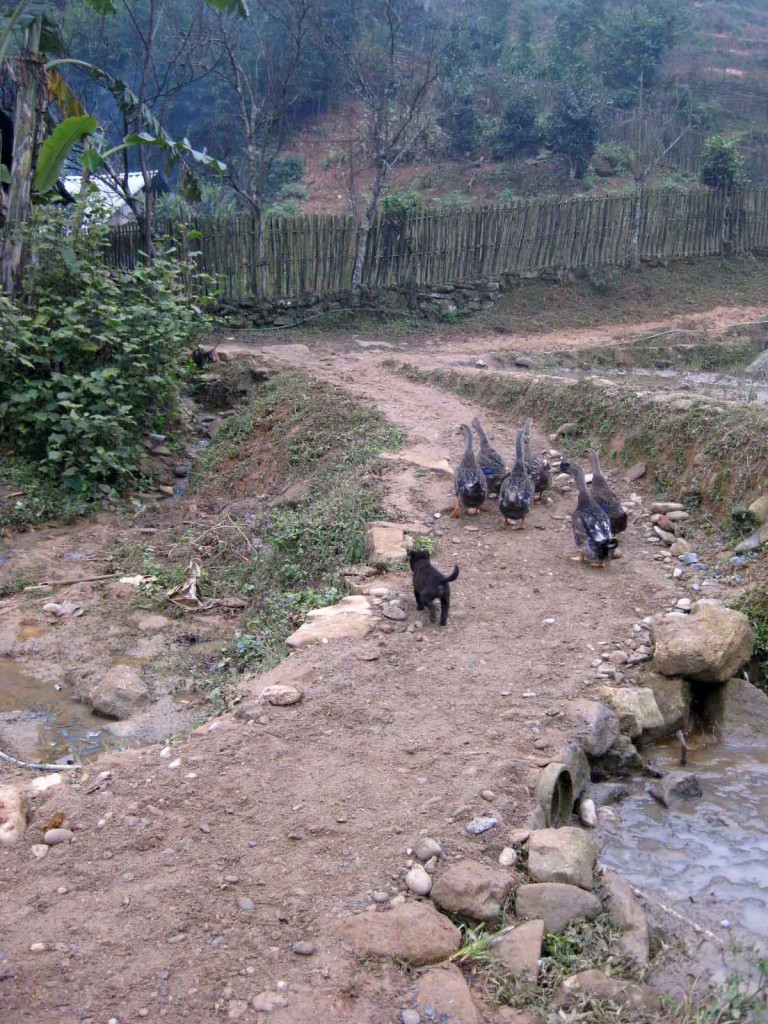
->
[599,731,768,960]
[0,660,105,763]
[556,365,768,405]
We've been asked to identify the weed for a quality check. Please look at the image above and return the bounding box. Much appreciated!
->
[734,584,768,692]
[0,457,91,530]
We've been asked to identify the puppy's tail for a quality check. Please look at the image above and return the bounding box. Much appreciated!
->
[443,565,460,583]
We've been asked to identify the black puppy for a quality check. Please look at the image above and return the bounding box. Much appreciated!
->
[408,549,459,626]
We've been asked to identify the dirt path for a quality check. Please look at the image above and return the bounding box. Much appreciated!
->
[2,348,692,1024]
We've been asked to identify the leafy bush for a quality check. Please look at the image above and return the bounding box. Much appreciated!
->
[491,92,542,160]
[546,85,601,179]
[701,135,746,190]
[381,188,424,225]
[0,207,208,499]
[594,141,631,176]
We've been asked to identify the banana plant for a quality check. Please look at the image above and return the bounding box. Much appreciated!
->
[1,0,247,295]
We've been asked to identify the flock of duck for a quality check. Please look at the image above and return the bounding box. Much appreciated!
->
[452,418,628,567]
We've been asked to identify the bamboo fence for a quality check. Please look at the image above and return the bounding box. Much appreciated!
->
[106,186,768,303]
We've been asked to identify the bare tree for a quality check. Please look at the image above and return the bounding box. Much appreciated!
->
[206,0,312,218]
[319,0,443,287]
[610,78,689,268]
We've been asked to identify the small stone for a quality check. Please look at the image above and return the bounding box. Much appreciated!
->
[292,941,315,956]
[670,538,691,557]
[498,847,517,868]
[228,999,249,1020]
[414,837,442,862]
[44,828,74,846]
[651,502,684,514]
[30,942,46,953]
[624,463,647,482]
[237,897,255,912]
[252,992,288,1012]
[406,865,433,896]
[30,844,49,860]
[578,799,597,828]
[480,789,496,802]
[372,891,390,903]
[382,602,407,622]
[465,816,498,835]
[401,1011,420,1024]
[601,870,650,964]
[261,684,303,706]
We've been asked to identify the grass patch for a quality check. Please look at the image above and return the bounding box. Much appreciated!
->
[118,371,403,690]
[515,334,765,374]
[397,364,768,517]
[0,456,92,531]
[734,583,768,692]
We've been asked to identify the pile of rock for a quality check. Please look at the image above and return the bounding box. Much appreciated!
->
[336,827,657,1023]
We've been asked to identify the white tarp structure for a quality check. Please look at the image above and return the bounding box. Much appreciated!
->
[62,171,157,226]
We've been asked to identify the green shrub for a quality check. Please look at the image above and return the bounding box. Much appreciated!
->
[492,92,542,160]
[0,208,208,499]
[701,135,746,190]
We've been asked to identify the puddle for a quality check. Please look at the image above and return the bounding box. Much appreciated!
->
[0,660,105,763]
[599,729,768,969]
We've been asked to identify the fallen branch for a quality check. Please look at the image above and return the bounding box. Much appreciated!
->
[630,883,722,945]
[23,573,118,591]
[0,749,79,771]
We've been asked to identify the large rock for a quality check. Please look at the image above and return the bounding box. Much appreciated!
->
[559,970,661,1012]
[0,785,28,846]
[748,494,768,525]
[515,883,601,934]
[430,859,515,924]
[652,602,754,684]
[735,523,768,555]
[601,871,649,964]
[638,671,691,739]
[648,770,702,807]
[591,735,643,779]
[489,920,545,981]
[365,524,410,567]
[415,965,481,1024]
[568,700,620,757]
[336,901,460,966]
[598,687,664,739]
[90,665,150,719]
[527,828,597,891]
[286,596,374,649]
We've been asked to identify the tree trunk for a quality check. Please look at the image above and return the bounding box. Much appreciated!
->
[0,23,44,297]
[352,162,386,289]
[631,182,643,270]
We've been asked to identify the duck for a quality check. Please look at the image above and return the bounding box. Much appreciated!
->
[498,429,534,528]
[523,418,551,499]
[472,417,508,495]
[451,424,488,517]
[585,447,628,534]
[560,460,618,566]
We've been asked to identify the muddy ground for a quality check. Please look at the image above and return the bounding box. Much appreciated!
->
[1,309,766,1024]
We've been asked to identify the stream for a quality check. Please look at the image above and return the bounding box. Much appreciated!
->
[599,679,768,980]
